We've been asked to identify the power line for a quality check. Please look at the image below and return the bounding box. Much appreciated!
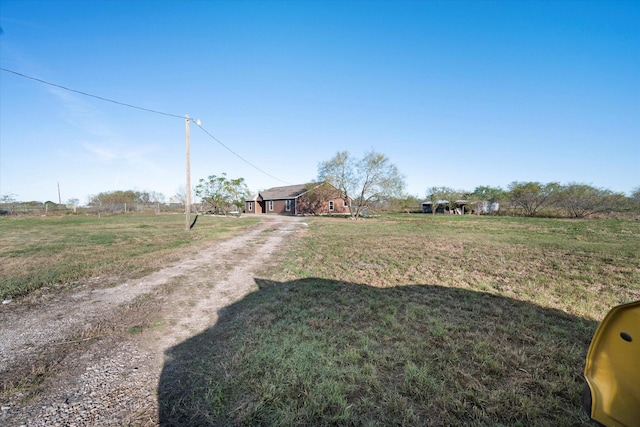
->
[195,122,290,185]
[1,67,183,119]
[1,67,290,184]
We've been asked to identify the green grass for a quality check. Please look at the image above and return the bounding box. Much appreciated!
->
[274,215,640,319]
[159,214,639,426]
[4,213,638,424]
[0,214,260,299]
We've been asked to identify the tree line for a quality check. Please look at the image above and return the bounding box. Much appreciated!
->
[87,190,166,207]
[2,149,639,219]
[317,150,640,218]
[422,182,640,218]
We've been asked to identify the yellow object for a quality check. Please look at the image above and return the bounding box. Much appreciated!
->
[584,300,640,427]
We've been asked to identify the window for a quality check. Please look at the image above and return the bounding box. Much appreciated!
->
[343,199,349,208]
[268,200,274,211]
[248,201,253,211]
[329,201,334,211]
[285,200,291,211]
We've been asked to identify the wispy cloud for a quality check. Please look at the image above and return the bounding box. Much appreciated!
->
[82,141,156,164]
[46,86,117,139]
[72,141,171,195]
[82,142,119,162]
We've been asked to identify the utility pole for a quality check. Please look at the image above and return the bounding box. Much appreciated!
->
[57,182,62,205]
[185,115,191,230]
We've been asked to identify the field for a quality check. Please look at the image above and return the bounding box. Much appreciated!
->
[0,213,260,300]
[2,213,639,425]
[159,214,640,426]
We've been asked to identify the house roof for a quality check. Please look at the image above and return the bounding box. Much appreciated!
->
[259,183,319,200]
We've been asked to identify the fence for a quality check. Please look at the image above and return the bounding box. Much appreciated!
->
[0,202,191,216]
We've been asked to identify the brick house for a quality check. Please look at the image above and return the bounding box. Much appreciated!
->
[245,182,351,216]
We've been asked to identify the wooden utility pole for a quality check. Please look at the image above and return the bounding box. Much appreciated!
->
[185,115,191,230]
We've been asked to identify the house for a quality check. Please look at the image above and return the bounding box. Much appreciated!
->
[245,182,351,216]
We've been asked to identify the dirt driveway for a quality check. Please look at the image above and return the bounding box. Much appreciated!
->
[0,215,306,426]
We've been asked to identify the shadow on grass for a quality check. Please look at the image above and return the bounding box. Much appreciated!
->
[158,278,597,426]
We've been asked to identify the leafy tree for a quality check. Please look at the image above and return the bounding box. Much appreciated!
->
[472,186,505,203]
[318,150,405,218]
[507,181,560,217]
[227,177,250,213]
[631,187,640,204]
[0,193,18,204]
[470,186,505,214]
[388,194,422,213]
[196,174,227,213]
[425,187,443,215]
[625,187,640,215]
[556,183,625,218]
[195,173,250,216]
[87,190,165,212]
[425,186,464,214]
[89,190,139,206]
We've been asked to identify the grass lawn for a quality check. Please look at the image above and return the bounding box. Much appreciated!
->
[159,214,640,426]
[0,213,260,300]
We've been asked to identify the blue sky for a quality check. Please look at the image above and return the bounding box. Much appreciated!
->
[1,0,638,204]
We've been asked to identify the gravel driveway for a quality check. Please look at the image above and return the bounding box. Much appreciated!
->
[0,215,305,426]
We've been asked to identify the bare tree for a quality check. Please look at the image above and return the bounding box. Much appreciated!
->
[147,191,166,204]
[296,183,342,215]
[173,186,189,204]
[317,151,354,210]
[557,183,625,218]
[0,193,18,204]
[319,150,405,218]
[507,181,560,217]
[0,193,18,215]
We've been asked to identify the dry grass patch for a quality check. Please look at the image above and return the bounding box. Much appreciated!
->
[158,214,639,426]
[0,214,260,300]
[271,215,639,319]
